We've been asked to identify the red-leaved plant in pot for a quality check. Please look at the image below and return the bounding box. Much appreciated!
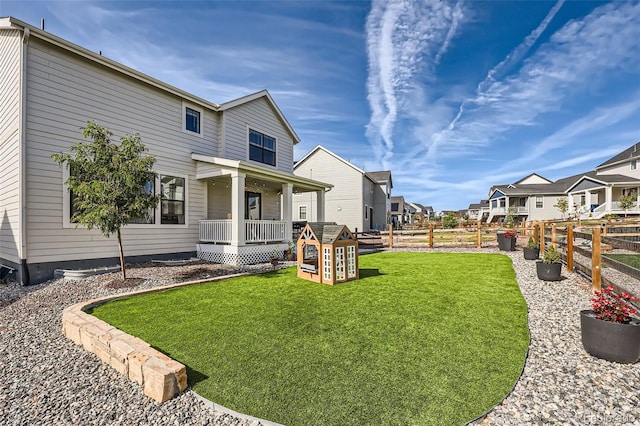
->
[580,285,640,364]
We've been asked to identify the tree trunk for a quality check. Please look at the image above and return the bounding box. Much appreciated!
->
[117,228,127,280]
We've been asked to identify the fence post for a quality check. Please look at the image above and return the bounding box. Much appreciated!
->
[551,224,557,248]
[534,222,539,247]
[477,224,481,248]
[540,223,546,255]
[429,224,434,249]
[567,225,573,272]
[592,227,601,292]
[389,225,393,249]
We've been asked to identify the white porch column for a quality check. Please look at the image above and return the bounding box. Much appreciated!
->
[568,193,575,214]
[316,190,325,222]
[585,190,592,211]
[282,183,293,242]
[231,172,245,246]
[605,186,613,212]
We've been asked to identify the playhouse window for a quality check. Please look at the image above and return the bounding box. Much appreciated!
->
[323,247,332,281]
[303,244,318,263]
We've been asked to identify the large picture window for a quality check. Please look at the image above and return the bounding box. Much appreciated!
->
[161,175,185,224]
[249,129,276,166]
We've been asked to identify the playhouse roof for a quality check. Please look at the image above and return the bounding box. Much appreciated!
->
[301,223,356,244]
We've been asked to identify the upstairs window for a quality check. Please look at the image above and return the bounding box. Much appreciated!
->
[182,102,203,137]
[632,160,637,170]
[249,129,276,166]
[299,206,307,220]
[536,196,543,208]
[185,107,200,133]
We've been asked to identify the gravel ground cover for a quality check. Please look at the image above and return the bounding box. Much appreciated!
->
[1,251,639,425]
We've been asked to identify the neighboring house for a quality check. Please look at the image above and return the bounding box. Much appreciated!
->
[292,146,392,232]
[0,17,330,284]
[487,173,571,223]
[485,143,640,223]
[407,201,428,223]
[468,200,489,222]
[423,206,435,220]
[566,143,640,218]
[390,196,406,229]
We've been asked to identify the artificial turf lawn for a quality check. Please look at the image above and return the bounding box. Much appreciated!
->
[89,252,529,425]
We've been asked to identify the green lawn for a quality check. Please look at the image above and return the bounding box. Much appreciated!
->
[603,253,640,270]
[89,252,529,425]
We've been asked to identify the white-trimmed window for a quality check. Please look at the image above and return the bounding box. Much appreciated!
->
[249,129,276,166]
[182,102,203,137]
[632,160,637,170]
[299,206,307,220]
[63,169,188,228]
[536,196,543,208]
[161,175,186,224]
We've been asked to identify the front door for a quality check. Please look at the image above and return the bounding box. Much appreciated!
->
[245,192,261,220]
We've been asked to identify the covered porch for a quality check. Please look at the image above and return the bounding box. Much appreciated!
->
[568,177,640,219]
[192,154,330,264]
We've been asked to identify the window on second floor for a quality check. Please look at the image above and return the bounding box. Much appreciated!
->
[249,129,276,166]
[536,196,543,208]
[391,202,399,212]
[185,107,200,133]
[632,160,637,170]
[299,206,307,220]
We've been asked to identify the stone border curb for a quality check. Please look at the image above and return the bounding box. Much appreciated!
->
[61,273,248,402]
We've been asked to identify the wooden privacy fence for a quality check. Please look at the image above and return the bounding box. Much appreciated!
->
[535,221,640,301]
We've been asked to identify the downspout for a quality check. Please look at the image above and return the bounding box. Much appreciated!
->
[19,27,30,284]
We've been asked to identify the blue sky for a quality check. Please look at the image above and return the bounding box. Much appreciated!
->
[3,0,639,211]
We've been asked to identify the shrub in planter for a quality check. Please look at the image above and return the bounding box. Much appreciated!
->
[581,285,640,363]
[523,237,539,260]
[536,245,562,281]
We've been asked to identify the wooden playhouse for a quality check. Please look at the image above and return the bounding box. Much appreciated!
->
[297,223,359,285]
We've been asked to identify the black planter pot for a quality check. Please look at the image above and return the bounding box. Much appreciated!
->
[523,247,540,260]
[497,233,516,251]
[536,261,562,281]
[580,310,640,364]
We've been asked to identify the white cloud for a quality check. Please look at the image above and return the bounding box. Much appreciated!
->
[365,0,467,168]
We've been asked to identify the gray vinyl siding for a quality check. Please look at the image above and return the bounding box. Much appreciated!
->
[598,161,640,179]
[221,98,295,173]
[371,184,389,230]
[293,149,363,231]
[0,29,22,263]
[526,195,563,221]
[23,37,216,264]
[207,185,232,219]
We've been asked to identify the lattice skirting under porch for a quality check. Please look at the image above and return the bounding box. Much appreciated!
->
[197,243,286,265]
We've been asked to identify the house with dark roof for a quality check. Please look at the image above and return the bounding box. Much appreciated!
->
[566,143,640,218]
[292,146,392,232]
[486,143,640,223]
[467,200,489,222]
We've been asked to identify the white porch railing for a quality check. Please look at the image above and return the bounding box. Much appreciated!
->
[199,220,232,243]
[199,220,287,244]
[245,220,286,243]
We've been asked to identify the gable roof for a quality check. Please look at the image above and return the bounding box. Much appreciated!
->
[294,145,366,175]
[219,90,300,144]
[597,142,640,169]
[300,223,355,244]
[366,171,393,188]
[513,173,553,185]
